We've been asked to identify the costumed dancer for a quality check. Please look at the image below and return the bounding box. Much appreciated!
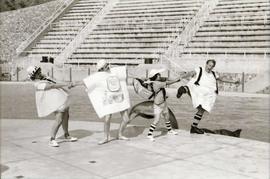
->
[176,59,240,134]
[146,68,181,141]
[27,66,77,147]
[76,60,130,145]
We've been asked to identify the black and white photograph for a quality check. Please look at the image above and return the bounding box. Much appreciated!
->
[0,0,269,178]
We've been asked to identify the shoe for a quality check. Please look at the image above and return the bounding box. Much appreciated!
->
[190,126,204,134]
[176,87,184,98]
[147,135,155,142]
[168,130,178,135]
[118,136,129,140]
[64,136,78,142]
[49,140,59,147]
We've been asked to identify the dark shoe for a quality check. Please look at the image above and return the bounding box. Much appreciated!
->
[176,87,184,98]
[190,126,204,134]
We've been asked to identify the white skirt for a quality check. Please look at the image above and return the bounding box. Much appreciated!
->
[187,83,217,113]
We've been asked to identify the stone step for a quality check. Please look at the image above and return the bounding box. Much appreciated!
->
[35,43,68,48]
[203,20,269,27]
[105,11,196,19]
[30,48,63,53]
[103,15,193,22]
[191,36,269,42]
[74,48,165,53]
[116,0,201,7]
[196,30,270,36]
[205,15,269,22]
[79,42,168,48]
[209,12,269,18]
[56,19,89,24]
[95,24,185,31]
[108,6,200,15]
[91,28,183,34]
[86,33,178,39]
[215,1,269,9]
[66,58,144,64]
[218,0,268,6]
[183,47,270,54]
[63,12,98,17]
[60,16,94,21]
[37,39,71,43]
[68,9,101,13]
[199,25,270,31]
[83,38,172,43]
[211,7,270,14]
[50,27,81,32]
[42,36,74,40]
[111,3,202,12]
[187,41,270,48]
[70,6,105,10]
[46,31,78,35]
[97,21,188,29]
[70,53,160,59]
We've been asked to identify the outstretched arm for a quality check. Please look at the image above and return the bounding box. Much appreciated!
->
[44,82,73,90]
[180,70,196,79]
[166,76,181,85]
[217,77,240,85]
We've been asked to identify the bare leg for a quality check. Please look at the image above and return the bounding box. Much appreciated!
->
[98,114,112,145]
[51,112,63,139]
[118,110,129,140]
[62,108,69,137]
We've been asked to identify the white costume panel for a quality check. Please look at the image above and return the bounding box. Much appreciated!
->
[187,67,219,112]
[34,81,69,117]
[83,66,130,118]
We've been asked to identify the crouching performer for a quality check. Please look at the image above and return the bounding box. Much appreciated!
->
[145,69,181,141]
[176,59,240,134]
[27,66,77,147]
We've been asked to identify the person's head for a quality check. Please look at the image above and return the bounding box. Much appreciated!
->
[96,60,109,72]
[27,66,42,80]
[148,68,165,81]
[205,59,216,72]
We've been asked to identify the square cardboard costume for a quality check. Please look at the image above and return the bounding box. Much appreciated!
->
[83,66,130,118]
[34,81,69,117]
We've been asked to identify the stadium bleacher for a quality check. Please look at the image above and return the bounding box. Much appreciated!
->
[67,0,204,65]
[182,0,270,57]
[27,0,108,57]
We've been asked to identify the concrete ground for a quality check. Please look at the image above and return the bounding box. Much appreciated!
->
[1,119,269,179]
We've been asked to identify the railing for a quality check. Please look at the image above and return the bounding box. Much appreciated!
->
[16,0,75,56]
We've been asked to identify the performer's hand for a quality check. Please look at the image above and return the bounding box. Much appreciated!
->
[234,79,241,85]
[68,82,75,89]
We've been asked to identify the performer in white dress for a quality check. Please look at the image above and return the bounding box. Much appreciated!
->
[27,66,77,147]
[176,59,240,134]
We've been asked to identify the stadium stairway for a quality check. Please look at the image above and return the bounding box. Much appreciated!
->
[18,0,108,59]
